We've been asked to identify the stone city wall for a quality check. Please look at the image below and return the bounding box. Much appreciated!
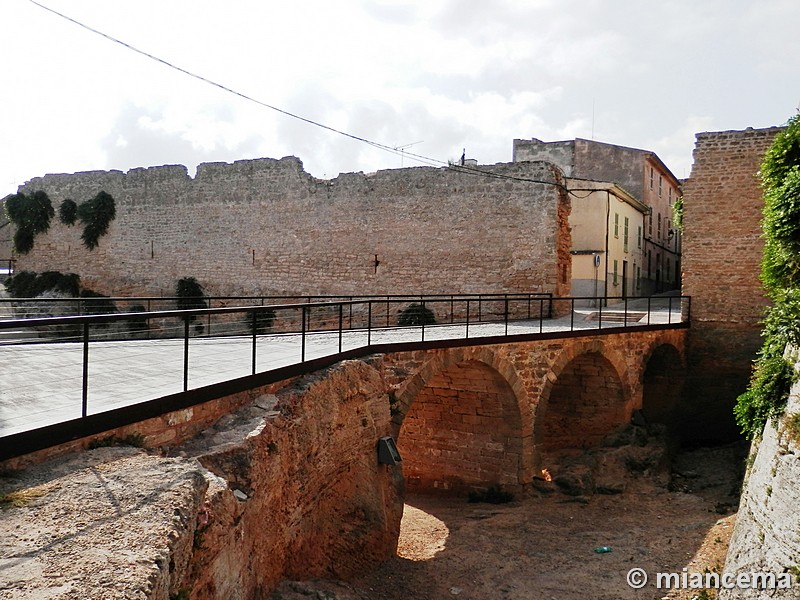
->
[14,157,571,298]
[681,126,783,442]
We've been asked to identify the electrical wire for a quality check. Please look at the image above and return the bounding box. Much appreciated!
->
[26,0,589,195]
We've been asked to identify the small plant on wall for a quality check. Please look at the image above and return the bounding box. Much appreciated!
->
[176,277,208,333]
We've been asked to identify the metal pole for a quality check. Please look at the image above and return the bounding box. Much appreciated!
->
[539,298,543,334]
[570,298,575,331]
[421,301,426,342]
[465,299,470,338]
[338,303,343,353]
[598,298,603,329]
[504,298,509,336]
[82,321,89,417]
[668,295,673,324]
[367,301,372,346]
[647,296,652,325]
[183,318,189,391]
[624,295,628,327]
[251,310,257,375]
[301,305,307,362]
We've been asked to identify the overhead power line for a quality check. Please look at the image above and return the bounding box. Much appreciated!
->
[28,0,588,195]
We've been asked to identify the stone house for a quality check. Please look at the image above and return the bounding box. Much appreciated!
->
[513,137,682,295]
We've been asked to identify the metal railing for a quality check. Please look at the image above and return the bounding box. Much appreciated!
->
[0,293,690,456]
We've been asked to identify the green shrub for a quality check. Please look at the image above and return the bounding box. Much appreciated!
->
[248,307,276,334]
[4,270,81,298]
[79,289,117,321]
[397,303,436,326]
[126,303,149,334]
[467,485,514,504]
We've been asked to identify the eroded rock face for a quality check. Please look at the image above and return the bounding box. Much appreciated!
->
[0,447,207,600]
[0,358,404,599]
[720,374,800,599]
[182,358,404,598]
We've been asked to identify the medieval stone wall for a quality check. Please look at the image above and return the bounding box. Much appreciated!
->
[681,126,783,442]
[15,157,571,298]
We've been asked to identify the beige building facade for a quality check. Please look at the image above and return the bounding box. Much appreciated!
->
[567,179,647,305]
[514,137,681,295]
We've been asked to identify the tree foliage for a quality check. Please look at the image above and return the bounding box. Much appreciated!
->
[736,114,800,438]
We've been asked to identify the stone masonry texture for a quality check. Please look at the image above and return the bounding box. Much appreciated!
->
[14,157,571,298]
[681,126,783,442]
[720,355,800,599]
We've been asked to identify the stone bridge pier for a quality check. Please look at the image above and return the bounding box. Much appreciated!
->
[383,328,686,494]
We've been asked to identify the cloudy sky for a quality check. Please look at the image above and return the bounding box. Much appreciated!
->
[1,0,798,199]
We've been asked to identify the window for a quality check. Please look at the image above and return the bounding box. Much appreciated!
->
[657,213,662,240]
[658,175,663,197]
[613,259,618,286]
[649,167,654,190]
[614,213,619,238]
[637,225,642,249]
[648,213,653,236]
[623,216,629,253]
[669,187,673,204]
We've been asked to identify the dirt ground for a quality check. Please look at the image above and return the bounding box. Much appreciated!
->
[275,443,747,600]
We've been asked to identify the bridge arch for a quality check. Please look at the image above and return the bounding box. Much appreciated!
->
[640,342,685,432]
[394,347,532,493]
[534,340,633,458]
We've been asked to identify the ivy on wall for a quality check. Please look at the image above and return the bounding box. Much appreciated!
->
[2,190,115,254]
[77,191,116,250]
[735,114,800,438]
[4,191,54,254]
[58,199,78,226]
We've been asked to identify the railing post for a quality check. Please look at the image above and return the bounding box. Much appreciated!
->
[338,303,343,353]
[527,294,531,320]
[647,296,652,325]
[598,298,603,329]
[450,295,454,324]
[301,305,307,362]
[668,295,673,324]
[386,300,390,327]
[504,298,509,336]
[367,301,372,346]
[251,310,257,375]
[478,295,482,323]
[570,298,575,331]
[183,318,189,392]
[539,298,544,334]
[421,301,426,342]
[465,299,470,338]
[82,321,89,417]
[624,295,628,327]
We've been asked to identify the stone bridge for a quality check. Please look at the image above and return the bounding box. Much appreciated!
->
[383,327,685,494]
[0,324,687,598]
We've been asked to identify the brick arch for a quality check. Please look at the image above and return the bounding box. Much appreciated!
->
[640,342,686,430]
[394,347,532,493]
[534,340,633,455]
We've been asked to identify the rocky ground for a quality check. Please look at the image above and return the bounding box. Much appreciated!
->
[0,431,747,600]
[274,440,748,600]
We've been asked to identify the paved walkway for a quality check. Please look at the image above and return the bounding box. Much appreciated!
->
[0,304,683,437]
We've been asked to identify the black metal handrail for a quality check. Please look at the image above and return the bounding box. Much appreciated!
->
[0,293,690,458]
